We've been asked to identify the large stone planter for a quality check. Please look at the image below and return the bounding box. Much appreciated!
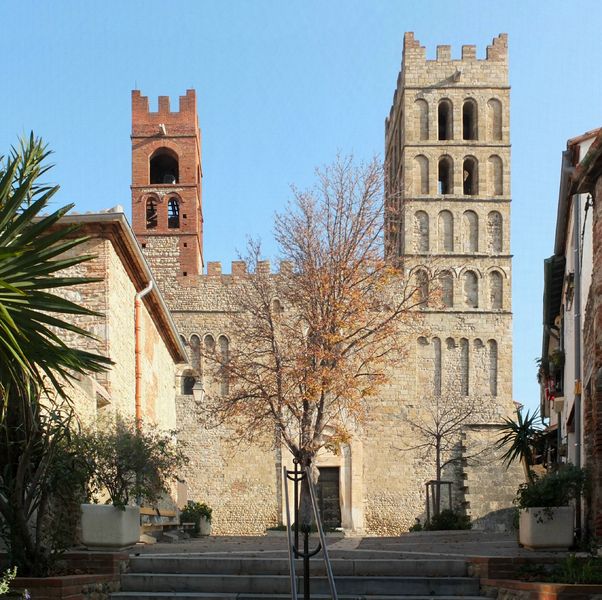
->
[81,504,140,549]
[198,516,211,536]
[519,506,574,550]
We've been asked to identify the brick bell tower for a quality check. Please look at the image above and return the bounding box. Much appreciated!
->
[131,89,203,277]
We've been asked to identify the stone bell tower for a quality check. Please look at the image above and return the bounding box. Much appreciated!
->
[131,89,203,278]
[377,33,520,529]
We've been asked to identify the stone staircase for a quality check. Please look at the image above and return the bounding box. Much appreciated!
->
[112,553,490,600]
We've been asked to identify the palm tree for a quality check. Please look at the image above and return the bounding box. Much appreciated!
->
[0,135,111,575]
[0,134,110,406]
[496,407,542,484]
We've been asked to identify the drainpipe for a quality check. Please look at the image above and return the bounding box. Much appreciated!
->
[573,192,582,538]
[135,281,154,430]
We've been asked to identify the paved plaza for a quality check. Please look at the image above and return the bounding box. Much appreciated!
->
[133,531,563,559]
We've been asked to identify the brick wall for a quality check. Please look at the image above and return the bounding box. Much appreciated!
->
[584,174,602,537]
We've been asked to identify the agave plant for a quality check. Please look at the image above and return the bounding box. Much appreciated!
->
[0,134,111,406]
[496,407,542,484]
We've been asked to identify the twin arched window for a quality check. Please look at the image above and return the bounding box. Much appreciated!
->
[144,196,181,230]
[426,97,502,142]
[423,154,503,197]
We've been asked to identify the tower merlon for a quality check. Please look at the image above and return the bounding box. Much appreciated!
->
[257,260,271,274]
[207,261,222,276]
[231,261,247,277]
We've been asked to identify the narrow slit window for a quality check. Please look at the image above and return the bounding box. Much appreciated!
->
[438,100,453,140]
[438,157,452,195]
[463,158,478,195]
[146,198,158,229]
[462,100,478,140]
[168,198,180,229]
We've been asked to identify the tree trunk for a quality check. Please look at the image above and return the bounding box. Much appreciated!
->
[434,437,442,515]
[297,452,316,530]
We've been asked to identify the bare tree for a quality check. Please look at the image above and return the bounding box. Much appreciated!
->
[400,395,488,516]
[201,155,432,524]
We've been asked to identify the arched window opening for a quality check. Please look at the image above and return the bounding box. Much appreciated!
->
[438,210,453,252]
[462,99,478,140]
[463,157,478,195]
[414,155,429,195]
[487,98,503,141]
[218,335,229,396]
[487,211,503,253]
[414,211,429,252]
[190,334,201,372]
[488,155,503,195]
[181,370,196,395]
[463,271,478,308]
[272,298,284,317]
[146,197,158,229]
[460,338,469,396]
[438,156,452,195]
[488,339,498,396]
[415,99,429,141]
[168,198,180,229]
[416,269,429,308]
[489,271,503,309]
[463,210,478,253]
[438,100,453,140]
[204,334,215,353]
[150,149,179,184]
[433,337,442,396]
[440,271,453,308]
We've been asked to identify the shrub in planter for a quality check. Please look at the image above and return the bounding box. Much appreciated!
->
[180,501,212,536]
[515,465,586,515]
[78,418,188,547]
[81,417,188,509]
[515,465,586,549]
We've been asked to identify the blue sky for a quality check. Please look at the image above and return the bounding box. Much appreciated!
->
[1,0,601,412]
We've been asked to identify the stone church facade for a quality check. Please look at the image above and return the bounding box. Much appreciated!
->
[130,33,521,535]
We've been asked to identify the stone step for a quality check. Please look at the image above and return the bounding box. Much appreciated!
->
[128,557,468,577]
[120,574,480,596]
[113,594,490,600]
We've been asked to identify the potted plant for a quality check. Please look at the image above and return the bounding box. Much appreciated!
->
[515,465,585,550]
[180,501,212,536]
[79,417,188,548]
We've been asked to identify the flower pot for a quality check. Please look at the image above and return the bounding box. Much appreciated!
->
[198,515,211,536]
[80,504,140,548]
[519,506,574,550]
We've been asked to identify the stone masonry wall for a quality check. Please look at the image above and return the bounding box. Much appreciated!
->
[57,236,178,433]
[135,35,521,534]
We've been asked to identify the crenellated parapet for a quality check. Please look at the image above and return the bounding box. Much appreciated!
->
[131,89,199,137]
[204,259,292,277]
